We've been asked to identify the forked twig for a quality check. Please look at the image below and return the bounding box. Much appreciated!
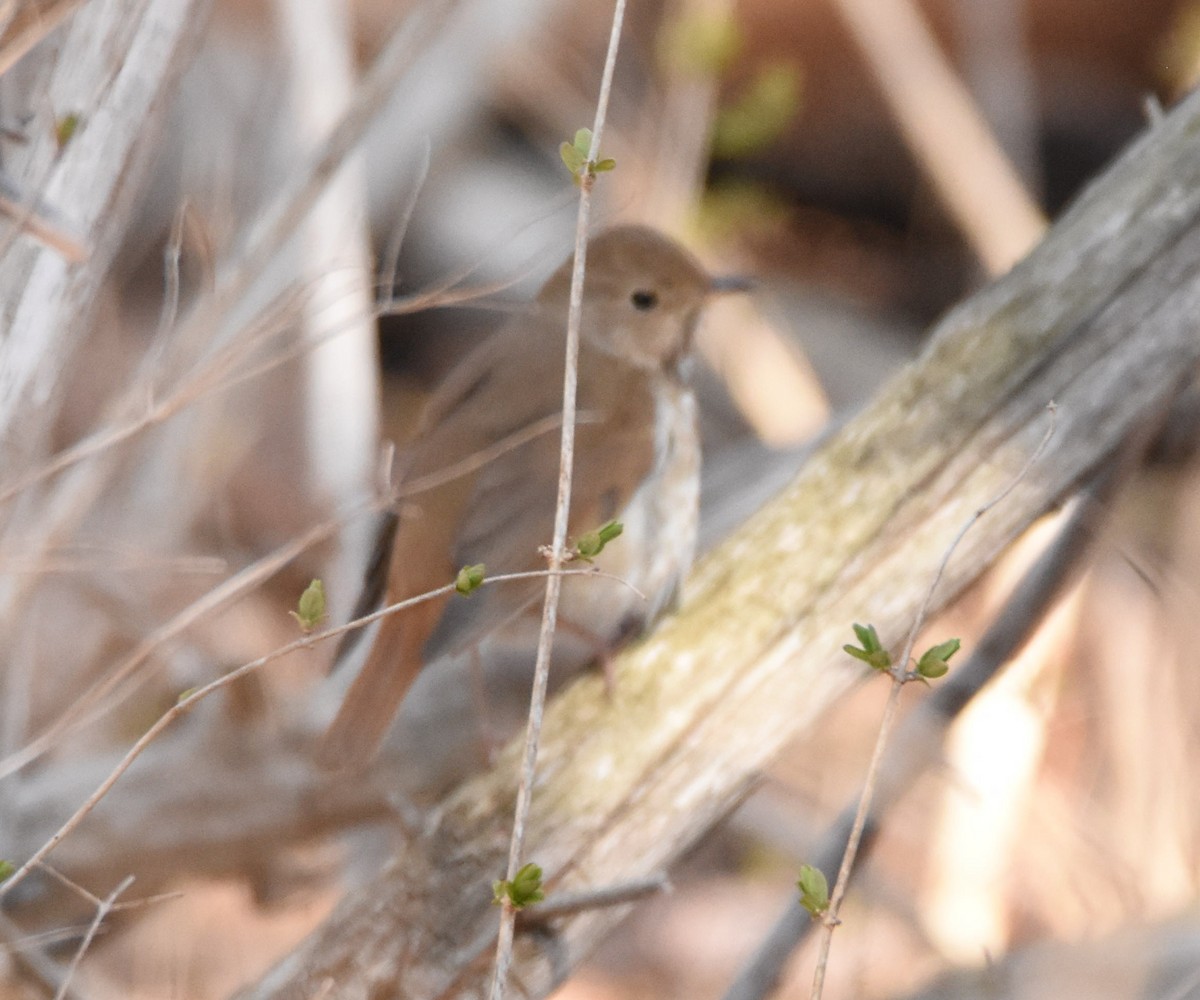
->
[53,875,134,1000]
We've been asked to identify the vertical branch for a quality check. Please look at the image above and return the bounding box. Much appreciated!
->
[488,3,628,997]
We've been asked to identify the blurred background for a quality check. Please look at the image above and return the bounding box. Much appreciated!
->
[3,0,1200,997]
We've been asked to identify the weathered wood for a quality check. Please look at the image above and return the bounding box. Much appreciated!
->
[0,0,211,468]
[241,87,1200,1000]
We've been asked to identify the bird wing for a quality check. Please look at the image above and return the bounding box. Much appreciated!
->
[419,336,659,660]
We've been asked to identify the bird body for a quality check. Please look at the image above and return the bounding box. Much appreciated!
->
[319,226,722,768]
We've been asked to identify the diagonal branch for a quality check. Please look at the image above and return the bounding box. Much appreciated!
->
[237,84,1200,1000]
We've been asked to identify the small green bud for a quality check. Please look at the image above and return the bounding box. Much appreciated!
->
[290,579,326,632]
[797,863,829,916]
[843,622,891,671]
[575,520,624,561]
[455,563,486,596]
[493,862,545,908]
[0,860,14,883]
[55,112,81,150]
[916,637,960,679]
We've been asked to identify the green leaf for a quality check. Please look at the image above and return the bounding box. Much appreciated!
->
[560,141,586,174]
[455,563,486,596]
[559,127,615,183]
[797,863,829,916]
[923,638,961,663]
[843,622,891,671]
[493,862,545,908]
[0,859,14,883]
[916,637,960,679]
[289,578,326,632]
[575,520,624,561]
[852,623,879,649]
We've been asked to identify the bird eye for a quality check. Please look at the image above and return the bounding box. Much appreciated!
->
[630,289,658,311]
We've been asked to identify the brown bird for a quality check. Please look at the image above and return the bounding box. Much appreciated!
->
[319,225,737,768]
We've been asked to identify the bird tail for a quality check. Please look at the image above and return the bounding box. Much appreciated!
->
[316,593,443,770]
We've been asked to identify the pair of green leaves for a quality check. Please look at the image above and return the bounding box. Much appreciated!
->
[843,623,960,680]
[493,862,545,908]
[447,519,626,598]
[559,128,616,184]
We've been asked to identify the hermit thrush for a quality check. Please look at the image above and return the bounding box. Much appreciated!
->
[319,225,735,768]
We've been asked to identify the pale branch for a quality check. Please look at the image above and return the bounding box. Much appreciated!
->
[492,1,633,989]
[238,86,1200,1000]
[490,3,628,993]
[724,442,1140,1000]
[0,0,211,461]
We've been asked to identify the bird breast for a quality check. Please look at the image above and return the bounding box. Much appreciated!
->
[558,378,699,639]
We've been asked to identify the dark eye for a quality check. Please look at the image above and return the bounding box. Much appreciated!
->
[630,289,658,311]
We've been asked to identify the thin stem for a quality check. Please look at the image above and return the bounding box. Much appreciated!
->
[488,3,628,998]
[54,875,134,1000]
[0,564,615,901]
[809,404,1057,999]
[519,873,669,923]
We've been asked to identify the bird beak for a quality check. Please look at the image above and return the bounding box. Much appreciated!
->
[708,273,754,295]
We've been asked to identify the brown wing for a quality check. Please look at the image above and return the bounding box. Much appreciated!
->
[423,338,659,659]
[320,313,657,767]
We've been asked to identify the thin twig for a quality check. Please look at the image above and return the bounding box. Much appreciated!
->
[0,0,88,76]
[377,136,430,306]
[808,404,1057,1000]
[54,875,134,1000]
[519,873,670,924]
[34,862,182,912]
[0,184,88,262]
[0,404,616,780]
[397,412,597,499]
[197,0,459,337]
[0,499,371,778]
[142,200,189,408]
[0,910,78,1000]
[0,1,463,514]
[488,3,628,997]
[372,186,586,317]
[723,426,1143,1000]
[0,563,635,900]
[0,259,517,515]
[0,545,225,576]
